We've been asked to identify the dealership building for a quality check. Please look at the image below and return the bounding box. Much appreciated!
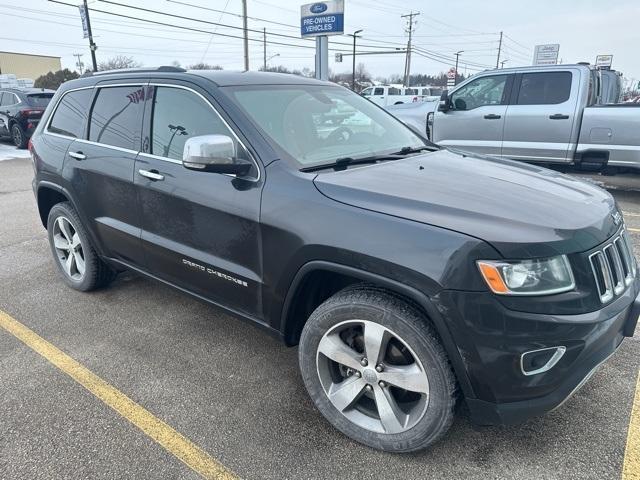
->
[0,51,61,80]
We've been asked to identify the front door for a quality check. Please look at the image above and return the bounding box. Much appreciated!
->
[135,82,263,318]
[502,70,578,163]
[64,82,147,266]
[433,74,513,156]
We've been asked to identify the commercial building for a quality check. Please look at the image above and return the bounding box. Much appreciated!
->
[0,51,61,80]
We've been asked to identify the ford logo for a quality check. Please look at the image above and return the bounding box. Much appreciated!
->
[310,3,328,13]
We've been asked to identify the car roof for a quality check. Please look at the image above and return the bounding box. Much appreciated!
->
[0,87,56,95]
[63,68,330,90]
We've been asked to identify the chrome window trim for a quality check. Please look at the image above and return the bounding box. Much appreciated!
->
[42,82,262,183]
[148,82,261,183]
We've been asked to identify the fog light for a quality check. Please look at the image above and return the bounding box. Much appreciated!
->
[520,346,566,376]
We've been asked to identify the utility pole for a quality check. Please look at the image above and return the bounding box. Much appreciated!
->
[401,11,420,87]
[83,0,98,71]
[263,28,267,71]
[73,53,84,74]
[349,29,363,91]
[242,0,249,71]
[496,31,503,69]
[454,51,463,85]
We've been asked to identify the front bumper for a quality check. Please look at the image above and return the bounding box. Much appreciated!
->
[437,279,640,425]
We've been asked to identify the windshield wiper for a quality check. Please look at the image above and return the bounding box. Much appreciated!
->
[300,154,404,172]
[394,145,438,155]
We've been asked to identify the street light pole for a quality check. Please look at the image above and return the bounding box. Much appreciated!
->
[350,29,363,91]
[500,59,508,68]
[454,51,463,85]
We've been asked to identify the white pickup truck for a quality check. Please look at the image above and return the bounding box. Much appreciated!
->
[388,64,640,171]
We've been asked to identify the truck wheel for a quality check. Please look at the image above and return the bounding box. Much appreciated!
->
[299,286,457,452]
[47,202,116,291]
[11,123,27,149]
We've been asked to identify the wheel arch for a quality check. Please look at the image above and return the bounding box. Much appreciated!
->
[280,260,474,397]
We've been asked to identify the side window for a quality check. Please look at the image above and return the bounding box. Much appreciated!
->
[373,87,384,95]
[516,72,572,105]
[361,87,373,96]
[150,86,236,161]
[0,92,5,106]
[1,92,17,106]
[89,86,145,150]
[450,75,508,110]
[405,88,418,95]
[388,87,401,96]
[48,89,93,138]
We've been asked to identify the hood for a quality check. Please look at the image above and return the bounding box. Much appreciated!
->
[313,149,620,258]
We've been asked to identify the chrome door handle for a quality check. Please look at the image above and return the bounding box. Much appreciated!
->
[68,151,86,160]
[138,169,164,181]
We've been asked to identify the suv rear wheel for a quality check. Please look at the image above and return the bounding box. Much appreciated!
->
[11,123,27,149]
[47,202,116,291]
[299,286,457,452]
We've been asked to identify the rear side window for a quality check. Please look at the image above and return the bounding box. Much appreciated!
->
[89,86,145,149]
[1,92,18,106]
[150,86,234,160]
[516,72,572,105]
[388,88,401,96]
[27,94,54,107]
[373,87,384,95]
[48,89,93,138]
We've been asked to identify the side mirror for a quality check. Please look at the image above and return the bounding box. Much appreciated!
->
[182,134,252,176]
[438,90,450,112]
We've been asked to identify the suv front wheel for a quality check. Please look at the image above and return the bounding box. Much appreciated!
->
[47,202,116,291]
[299,286,457,452]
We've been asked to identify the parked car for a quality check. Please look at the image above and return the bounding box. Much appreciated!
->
[0,87,55,148]
[389,64,640,171]
[360,85,440,106]
[30,67,639,452]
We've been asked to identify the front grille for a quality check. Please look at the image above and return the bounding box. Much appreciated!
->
[589,229,637,303]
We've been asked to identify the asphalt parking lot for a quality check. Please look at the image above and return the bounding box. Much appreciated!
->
[1,143,640,479]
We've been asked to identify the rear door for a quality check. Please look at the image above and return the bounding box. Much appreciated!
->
[135,81,263,318]
[432,73,513,156]
[502,70,577,163]
[63,81,147,266]
[0,91,16,137]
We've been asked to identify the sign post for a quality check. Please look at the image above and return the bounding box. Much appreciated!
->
[532,44,560,65]
[301,1,345,81]
[595,55,613,69]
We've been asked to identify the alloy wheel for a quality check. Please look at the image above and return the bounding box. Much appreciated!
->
[52,216,86,281]
[316,319,430,434]
[12,125,22,147]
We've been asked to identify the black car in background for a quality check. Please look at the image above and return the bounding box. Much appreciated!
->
[0,87,55,148]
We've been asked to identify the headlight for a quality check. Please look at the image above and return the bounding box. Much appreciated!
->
[477,255,575,295]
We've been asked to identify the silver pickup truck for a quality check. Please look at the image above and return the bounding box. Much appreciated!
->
[388,64,640,171]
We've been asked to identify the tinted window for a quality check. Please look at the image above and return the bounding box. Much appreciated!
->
[517,72,572,105]
[373,87,384,95]
[451,75,508,110]
[405,88,418,95]
[27,93,54,107]
[48,89,93,138]
[89,86,145,149]
[151,87,233,160]
[388,87,401,96]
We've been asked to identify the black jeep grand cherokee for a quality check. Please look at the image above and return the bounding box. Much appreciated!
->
[30,67,640,452]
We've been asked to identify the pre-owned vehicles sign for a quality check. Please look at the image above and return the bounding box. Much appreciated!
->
[300,1,344,37]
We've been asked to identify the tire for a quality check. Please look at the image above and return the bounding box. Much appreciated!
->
[299,285,457,452]
[47,202,117,291]
[11,123,27,149]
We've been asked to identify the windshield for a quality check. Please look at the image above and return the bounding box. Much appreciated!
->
[26,94,54,107]
[229,85,425,168]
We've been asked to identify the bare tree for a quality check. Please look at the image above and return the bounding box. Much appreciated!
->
[98,55,142,71]
[187,63,223,70]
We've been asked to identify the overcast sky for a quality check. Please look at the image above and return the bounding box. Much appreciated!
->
[2,0,639,86]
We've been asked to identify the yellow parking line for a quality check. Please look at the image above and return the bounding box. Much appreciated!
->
[0,310,237,480]
[623,371,640,480]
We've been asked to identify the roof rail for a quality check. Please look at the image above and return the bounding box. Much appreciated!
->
[91,65,187,76]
